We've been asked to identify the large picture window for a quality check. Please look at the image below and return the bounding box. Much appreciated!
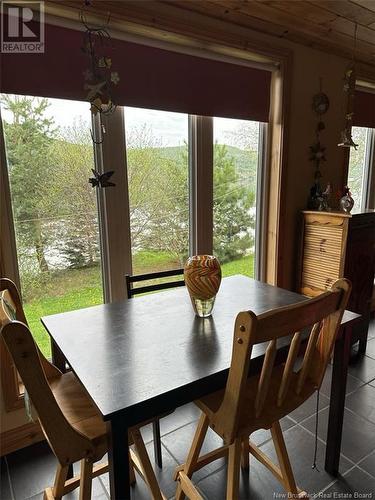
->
[1,94,103,358]
[124,107,189,275]
[0,95,268,411]
[348,126,375,212]
[213,117,260,278]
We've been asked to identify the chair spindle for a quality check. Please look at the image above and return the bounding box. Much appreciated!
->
[278,331,302,406]
[297,321,321,394]
[255,339,277,417]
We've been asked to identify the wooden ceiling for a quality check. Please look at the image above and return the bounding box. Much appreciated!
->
[47,1,375,66]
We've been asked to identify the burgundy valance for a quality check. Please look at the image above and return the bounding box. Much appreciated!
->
[1,20,271,122]
[353,89,375,128]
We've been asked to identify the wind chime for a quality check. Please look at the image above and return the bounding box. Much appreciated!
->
[338,23,358,150]
[80,1,118,188]
[308,79,330,210]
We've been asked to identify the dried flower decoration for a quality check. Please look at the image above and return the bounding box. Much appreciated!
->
[338,24,358,150]
[81,3,117,188]
[309,141,326,163]
[308,78,330,210]
[80,9,119,118]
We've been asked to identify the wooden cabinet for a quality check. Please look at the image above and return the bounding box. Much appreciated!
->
[299,210,375,351]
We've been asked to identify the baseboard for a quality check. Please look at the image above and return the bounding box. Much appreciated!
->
[0,421,45,456]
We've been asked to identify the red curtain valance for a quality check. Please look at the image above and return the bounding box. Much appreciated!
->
[353,90,375,128]
[0,20,271,122]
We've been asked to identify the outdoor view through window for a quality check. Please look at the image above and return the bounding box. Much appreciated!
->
[213,117,259,278]
[1,94,103,357]
[124,109,259,280]
[348,126,373,212]
[1,95,261,357]
[124,107,190,275]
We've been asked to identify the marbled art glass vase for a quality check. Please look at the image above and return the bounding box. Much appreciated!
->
[184,255,221,317]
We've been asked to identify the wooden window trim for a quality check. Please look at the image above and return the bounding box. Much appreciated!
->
[95,109,132,303]
[265,62,293,286]
[0,109,25,411]
[255,123,269,282]
[189,115,214,255]
[0,16,292,421]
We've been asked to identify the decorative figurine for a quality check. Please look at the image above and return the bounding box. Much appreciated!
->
[340,186,354,213]
[317,183,332,212]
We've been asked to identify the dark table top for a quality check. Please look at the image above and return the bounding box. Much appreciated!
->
[41,275,359,423]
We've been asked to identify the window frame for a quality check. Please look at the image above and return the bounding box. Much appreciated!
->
[1,47,289,415]
[362,128,375,210]
[348,126,375,212]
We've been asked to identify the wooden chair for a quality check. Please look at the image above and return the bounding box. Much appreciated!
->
[125,268,184,468]
[0,278,166,500]
[174,278,351,499]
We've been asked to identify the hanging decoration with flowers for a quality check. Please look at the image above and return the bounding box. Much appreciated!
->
[80,2,118,188]
[338,23,358,150]
[338,63,358,149]
[308,79,331,210]
[81,11,119,119]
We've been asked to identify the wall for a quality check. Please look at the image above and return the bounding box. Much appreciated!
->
[0,11,373,438]
[277,43,350,289]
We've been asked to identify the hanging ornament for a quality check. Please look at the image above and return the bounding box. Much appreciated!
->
[308,78,330,209]
[89,169,116,188]
[338,24,358,150]
[80,7,120,118]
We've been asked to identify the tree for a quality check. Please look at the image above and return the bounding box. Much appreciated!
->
[213,143,255,263]
[2,96,100,274]
[48,120,100,268]
[1,95,55,272]
[127,125,256,266]
[127,125,189,265]
[347,127,368,206]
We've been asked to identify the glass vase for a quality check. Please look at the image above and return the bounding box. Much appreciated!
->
[184,255,221,317]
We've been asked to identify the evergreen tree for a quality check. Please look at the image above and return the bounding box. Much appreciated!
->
[1,95,55,272]
[213,143,255,263]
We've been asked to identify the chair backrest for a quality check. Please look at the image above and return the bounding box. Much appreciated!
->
[0,278,60,380]
[126,268,185,298]
[211,278,351,444]
[0,279,94,464]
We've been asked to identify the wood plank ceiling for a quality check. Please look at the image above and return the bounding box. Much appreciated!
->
[47,1,375,66]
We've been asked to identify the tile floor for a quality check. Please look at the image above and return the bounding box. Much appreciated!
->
[1,320,375,500]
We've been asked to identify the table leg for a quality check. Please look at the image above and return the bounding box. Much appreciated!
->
[358,316,369,355]
[107,419,131,500]
[51,339,67,373]
[325,325,352,475]
[153,419,163,468]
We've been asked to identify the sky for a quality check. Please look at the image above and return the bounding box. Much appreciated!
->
[1,95,259,148]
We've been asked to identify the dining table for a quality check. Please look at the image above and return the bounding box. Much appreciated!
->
[41,275,360,500]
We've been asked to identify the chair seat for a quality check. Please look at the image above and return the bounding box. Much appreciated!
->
[49,371,164,452]
[50,371,108,455]
[196,364,317,439]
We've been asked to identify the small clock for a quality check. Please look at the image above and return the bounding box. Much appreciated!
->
[312,92,330,115]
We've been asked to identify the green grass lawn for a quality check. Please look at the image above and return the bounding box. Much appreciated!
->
[23,252,254,358]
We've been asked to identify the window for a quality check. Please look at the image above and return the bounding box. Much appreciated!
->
[347,126,375,212]
[1,97,268,356]
[1,94,103,358]
[121,110,265,281]
[124,107,189,275]
[0,96,268,409]
[213,118,260,278]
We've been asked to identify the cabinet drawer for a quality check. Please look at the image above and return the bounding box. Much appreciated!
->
[301,217,347,295]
